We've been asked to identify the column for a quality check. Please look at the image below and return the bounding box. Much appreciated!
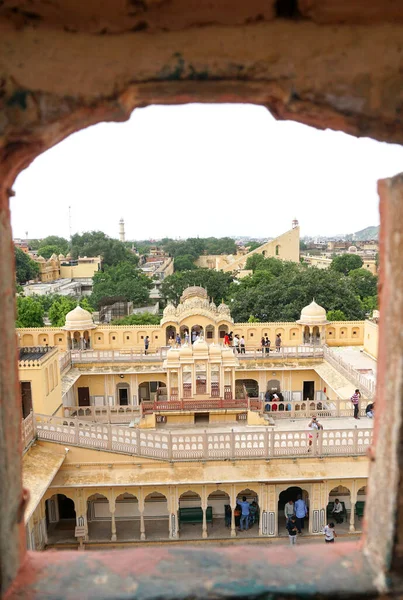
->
[139,492,146,540]
[111,510,117,542]
[168,487,178,539]
[230,486,237,537]
[349,501,356,532]
[201,486,208,539]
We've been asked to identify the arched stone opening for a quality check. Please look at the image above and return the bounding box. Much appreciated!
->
[312,326,320,344]
[205,324,215,341]
[235,379,258,399]
[22,334,34,346]
[45,494,76,546]
[207,490,231,539]
[355,485,367,530]
[303,325,310,344]
[72,331,81,349]
[178,491,202,540]
[144,492,169,541]
[86,493,111,542]
[191,324,204,343]
[218,324,229,341]
[235,488,260,536]
[116,382,130,406]
[166,325,176,346]
[115,493,139,541]
[138,381,166,402]
[327,485,350,533]
[278,487,309,537]
[83,330,91,349]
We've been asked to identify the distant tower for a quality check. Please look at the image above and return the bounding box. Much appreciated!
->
[119,218,125,242]
[292,218,299,229]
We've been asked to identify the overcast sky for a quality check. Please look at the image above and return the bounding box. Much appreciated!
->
[10,103,403,241]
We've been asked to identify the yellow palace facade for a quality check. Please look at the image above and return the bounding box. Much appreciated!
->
[18,287,376,552]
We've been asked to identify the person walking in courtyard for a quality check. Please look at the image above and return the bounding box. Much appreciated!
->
[236,495,251,531]
[234,334,240,354]
[224,332,230,347]
[323,522,337,543]
[240,336,246,354]
[265,335,270,354]
[286,515,298,545]
[294,494,308,534]
[351,388,361,419]
[144,335,149,355]
[275,333,282,352]
[261,336,265,353]
[284,499,295,525]
[331,498,344,524]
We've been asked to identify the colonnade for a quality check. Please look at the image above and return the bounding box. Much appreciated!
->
[28,479,367,549]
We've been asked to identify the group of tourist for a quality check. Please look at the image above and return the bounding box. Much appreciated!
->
[350,388,375,419]
[223,331,246,353]
[260,333,282,353]
[224,496,259,531]
[285,495,338,545]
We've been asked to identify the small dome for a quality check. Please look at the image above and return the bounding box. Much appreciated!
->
[348,246,357,253]
[37,256,46,263]
[63,305,95,330]
[210,301,217,311]
[50,253,58,260]
[163,302,176,317]
[217,302,231,316]
[180,286,208,302]
[298,299,327,325]
[66,252,72,259]
[58,253,65,259]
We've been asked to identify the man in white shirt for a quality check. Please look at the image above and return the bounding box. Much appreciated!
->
[331,498,344,524]
[284,499,295,524]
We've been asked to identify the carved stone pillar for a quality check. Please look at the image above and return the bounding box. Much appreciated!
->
[139,493,146,540]
[110,511,117,542]
[349,502,356,532]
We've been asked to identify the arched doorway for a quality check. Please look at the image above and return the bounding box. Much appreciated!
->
[191,325,204,343]
[205,324,215,341]
[87,493,111,542]
[303,326,310,344]
[328,485,350,533]
[73,331,81,349]
[46,494,76,545]
[166,325,176,346]
[83,330,91,349]
[312,326,320,344]
[235,379,258,399]
[144,492,169,540]
[218,324,229,341]
[278,487,309,536]
[265,380,283,406]
[235,488,260,536]
[116,382,130,405]
[356,485,367,530]
[115,493,139,541]
[178,491,202,539]
[207,490,231,538]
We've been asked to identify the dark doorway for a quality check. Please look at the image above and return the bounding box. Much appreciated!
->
[303,381,315,400]
[20,381,32,418]
[119,387,129,405]
[278,486,302,511]
[195,412,209,425]
[58,494,76,519]
[77,387,90,406]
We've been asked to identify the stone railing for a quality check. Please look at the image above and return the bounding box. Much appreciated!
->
[18,346,57,368]
[35,414,372,461]
[63,404,140,423]
[263,398,370,419]
[22,412,36,452]
[69,344,324,365]
[323,346,376,398]
[141,397,260,414]
[59,350,72,373]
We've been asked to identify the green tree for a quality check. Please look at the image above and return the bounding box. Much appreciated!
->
[90,263,153,309]
[348,268,378,299]
[37,245,62,259]
[71,231,138,267]
[174,255,197,271]
[360,295,378,315]
[330,254,363,275]
[327,309,347,321]
[38,236,69,255]
[112,312,161,325]
[37,294,62,313]
[16,296,44,327]
[229,267,365,322]
[161,269,234,304]
[14,247,39,284]
[79,297,94,313]
[48,297,77,326]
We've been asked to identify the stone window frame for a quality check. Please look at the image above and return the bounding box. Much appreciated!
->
[0,39,402,600]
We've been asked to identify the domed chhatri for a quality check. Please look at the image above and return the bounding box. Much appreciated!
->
[163,302,176,317]
[298,299,328,325]
[217,302,231,316]
[180,286,208,302]
[63,305,96,330]
[348,245,357,253]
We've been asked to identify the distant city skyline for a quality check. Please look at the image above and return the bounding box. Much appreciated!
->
[10,104,403,240]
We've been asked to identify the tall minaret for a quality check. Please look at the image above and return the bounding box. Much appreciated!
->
[119,218,125,242]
